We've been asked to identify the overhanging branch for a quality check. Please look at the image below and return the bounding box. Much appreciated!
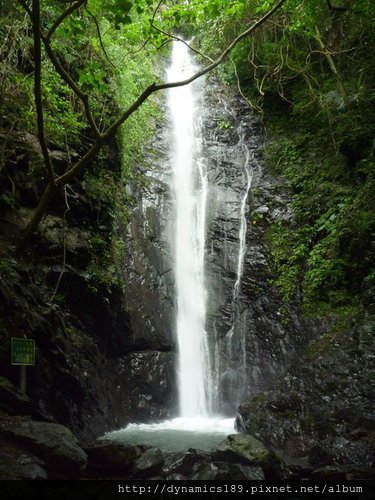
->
[16,0,287,250]
[46,0,86,40]
[111,0,287,134]
[32,0,55,184]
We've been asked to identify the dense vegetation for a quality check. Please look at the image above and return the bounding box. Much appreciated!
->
[0,0,164,288]
[1,0,374,318]
[180,0,375,316]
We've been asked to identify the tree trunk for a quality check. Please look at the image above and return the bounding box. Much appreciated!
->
[16,182,59,254]
[315,26,350,109]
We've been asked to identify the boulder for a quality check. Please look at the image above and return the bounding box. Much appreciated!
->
[191,462,265,480]
[163,449,210,477]
[0,415,87,477]
[0,438,47,479]
[85,440,144,475]
[132,447,164,478]
[211,433,276,468]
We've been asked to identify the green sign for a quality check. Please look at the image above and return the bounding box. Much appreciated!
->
[11,338,35,366]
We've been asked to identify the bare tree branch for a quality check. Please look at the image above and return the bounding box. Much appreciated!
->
[32,0,55,184]
[150,0,214,63]
[230,57,263,113]
[46,0,86,40]
[314,25,350,108]
[17,0,32,18]
[153,0,287,90]
[85,6,116,68]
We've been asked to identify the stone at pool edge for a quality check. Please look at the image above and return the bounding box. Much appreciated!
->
[191,462,265,480]
[0,438,48,480]
[132,447,164,478]
[85,440,146,475]
[211,433,277,468]
[0,416,87,478]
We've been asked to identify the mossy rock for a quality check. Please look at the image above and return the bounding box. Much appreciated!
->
[211,433,276,467]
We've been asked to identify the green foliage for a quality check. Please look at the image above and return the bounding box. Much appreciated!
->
[265,109,375,315]
[1,0,374,318]
[218,118,233,130]
[41,60,86,145]
[183,0,375,317]
[0,0,167,290]
[78,62,109,93]
[75,3,164,291]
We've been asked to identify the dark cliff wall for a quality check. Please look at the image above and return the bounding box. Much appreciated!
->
[0,132,145,442]
[200,78,326,414]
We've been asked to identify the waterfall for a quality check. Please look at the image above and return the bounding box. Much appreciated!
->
[104,40,239,448]
[234,133,252,300]
[167,41,211,417]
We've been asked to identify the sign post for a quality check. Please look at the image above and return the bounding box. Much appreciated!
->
[11,338,35,394]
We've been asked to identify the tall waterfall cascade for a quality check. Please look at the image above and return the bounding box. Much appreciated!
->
[166,41,212,417]
[166,41,255,418]
[103,40,259,448]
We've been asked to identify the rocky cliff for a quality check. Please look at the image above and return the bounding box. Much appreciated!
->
[0,68,373,479]
[0,132,146,442]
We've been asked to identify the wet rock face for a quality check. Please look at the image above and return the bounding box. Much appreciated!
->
[309,437,374,468]
[0,267,139,442]
[0,376,53,422]
[236,317,375,469]
[197,78,314,414]
[112,350,177,422]
[0,131,163,440]
[123,102,174,351]
[119,101,177,420]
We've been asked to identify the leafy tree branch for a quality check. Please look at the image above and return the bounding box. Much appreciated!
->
[32,0,55,185]
[15,0,286,252]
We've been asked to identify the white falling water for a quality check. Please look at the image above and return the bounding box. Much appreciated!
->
[166,41,211,417]
[234,138,252,300]
[227,130,253,339]
[103,41,235,449]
